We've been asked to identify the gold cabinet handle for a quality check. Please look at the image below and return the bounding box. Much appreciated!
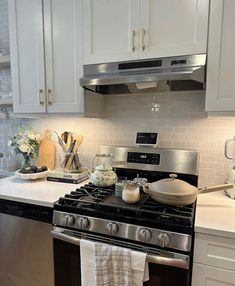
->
[132,30,136,51]
[47,89,53,105]
[142,28,146,51]
[39,89,44,105]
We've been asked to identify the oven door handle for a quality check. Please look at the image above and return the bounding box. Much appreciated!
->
[51,229,189,269]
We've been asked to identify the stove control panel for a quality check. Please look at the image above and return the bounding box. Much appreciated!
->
[53,211,192,252]
[127,152,160,165]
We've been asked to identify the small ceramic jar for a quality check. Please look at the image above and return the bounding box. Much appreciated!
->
[122,181,140,204]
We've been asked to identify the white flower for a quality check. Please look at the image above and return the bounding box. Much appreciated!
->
[35,134,40,143]
[28,132,35,140]
[19,143,30,153]
[9,128,41,158]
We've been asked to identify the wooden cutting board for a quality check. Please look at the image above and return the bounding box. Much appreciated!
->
[37,129,56,170]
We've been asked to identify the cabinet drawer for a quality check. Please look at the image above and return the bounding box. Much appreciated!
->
[193,233,235,271]
[192,263,235,286]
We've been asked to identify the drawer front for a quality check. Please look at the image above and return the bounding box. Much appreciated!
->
[193,233,235,271]
[192,263,235,286]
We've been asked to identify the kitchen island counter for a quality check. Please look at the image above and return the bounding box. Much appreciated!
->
[0,176,88,207]
[195,190,235,238]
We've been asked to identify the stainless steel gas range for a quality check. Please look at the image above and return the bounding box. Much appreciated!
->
[51,146,199,286]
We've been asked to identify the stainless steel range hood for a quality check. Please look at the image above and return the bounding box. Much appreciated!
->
[80,54,206,95]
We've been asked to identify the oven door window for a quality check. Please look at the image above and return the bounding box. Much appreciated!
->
[53,238,190,286]
[53,238,81,286]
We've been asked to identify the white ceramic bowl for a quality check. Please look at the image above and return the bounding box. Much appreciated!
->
[15,169,48,180]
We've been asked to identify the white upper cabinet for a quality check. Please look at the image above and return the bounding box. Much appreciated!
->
[83,0,139,64]
[9,0,45,113]
[83,0,209,64]
[206,0,235,112]
[139,0,209,59]
[9,0,84,114]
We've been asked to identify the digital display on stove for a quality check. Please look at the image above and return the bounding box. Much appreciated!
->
[127,152,160,165]
[135,132,158,146]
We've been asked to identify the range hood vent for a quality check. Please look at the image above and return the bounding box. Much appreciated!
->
[80,54,206,95]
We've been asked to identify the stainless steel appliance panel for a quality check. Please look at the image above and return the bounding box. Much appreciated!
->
[99,145,199,175]
[0,213,54,286]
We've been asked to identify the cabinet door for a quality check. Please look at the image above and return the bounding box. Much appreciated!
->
[192,263,235,286]
[8,0,46,113]
[193,233,235,271]
[206,0,235,112]
[44,0,84,113]
[140,0,209,59]
[83,0,139,64]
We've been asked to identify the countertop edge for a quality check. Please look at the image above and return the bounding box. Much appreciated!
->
[0,194,54,208]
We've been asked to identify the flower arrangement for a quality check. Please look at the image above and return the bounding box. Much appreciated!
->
[8,129,41,168]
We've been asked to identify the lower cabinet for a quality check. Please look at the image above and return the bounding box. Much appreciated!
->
[192,233,235,286]
[192,263,235,286]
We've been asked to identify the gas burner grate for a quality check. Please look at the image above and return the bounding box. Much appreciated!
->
[58,184,113,207]
[141,197,194,216]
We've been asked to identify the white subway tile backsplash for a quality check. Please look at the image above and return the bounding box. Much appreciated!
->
[2,92,235,188]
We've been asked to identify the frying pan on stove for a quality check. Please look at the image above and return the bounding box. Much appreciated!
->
[144,174,233,206]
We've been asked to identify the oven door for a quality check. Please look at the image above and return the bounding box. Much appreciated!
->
[51,227,191,286]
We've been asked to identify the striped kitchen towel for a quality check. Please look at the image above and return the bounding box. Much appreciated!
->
[94,243,132,286]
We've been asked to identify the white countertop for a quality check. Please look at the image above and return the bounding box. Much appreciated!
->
[195,190,235,238]
[0,176,89,207]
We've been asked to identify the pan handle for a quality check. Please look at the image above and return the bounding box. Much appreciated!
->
[198,183,233,194]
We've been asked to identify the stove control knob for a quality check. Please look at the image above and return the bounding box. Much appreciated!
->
[106,222,119,236]
[64,215,75,227]
[138,228,152,242]
[158,233,171,248]
[77,217,89,229]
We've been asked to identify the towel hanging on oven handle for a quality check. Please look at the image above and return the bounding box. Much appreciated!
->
[51,228,189,270]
